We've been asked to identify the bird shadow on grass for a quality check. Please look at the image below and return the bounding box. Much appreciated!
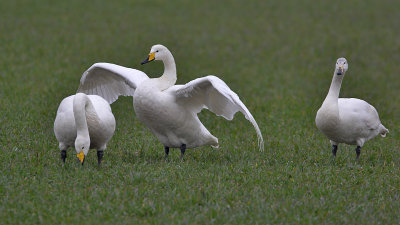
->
[117,144,240,166]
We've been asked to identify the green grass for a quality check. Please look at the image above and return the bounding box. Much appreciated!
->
[1,0,400,224]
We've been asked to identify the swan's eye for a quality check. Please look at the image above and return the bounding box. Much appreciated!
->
[156,50,159,53]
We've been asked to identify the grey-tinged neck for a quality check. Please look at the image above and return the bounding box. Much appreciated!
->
[323,72,344,104]
[73,93,98,138]
[159,51,177,89]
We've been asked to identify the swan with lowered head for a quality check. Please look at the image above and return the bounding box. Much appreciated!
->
[54,93,116,165]
[77,44,263,159]
[315,58,388,159]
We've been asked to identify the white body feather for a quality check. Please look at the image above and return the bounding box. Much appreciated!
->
[54,93,116,154]
[77,45,263,150]
[133,79,218,148]
[316,98,387,146]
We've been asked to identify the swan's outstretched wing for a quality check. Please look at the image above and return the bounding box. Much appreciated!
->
[77,63,149,103]
[169,75,264,150]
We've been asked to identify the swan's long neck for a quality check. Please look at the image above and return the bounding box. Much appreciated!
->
[323,72,343,106]
[158,51,177,90]
[316,71,343,129]
[73,93,98,139]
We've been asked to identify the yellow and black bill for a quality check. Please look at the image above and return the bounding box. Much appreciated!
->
[77,151,85,165]
[141,52,155,65]
[337,65,344,75]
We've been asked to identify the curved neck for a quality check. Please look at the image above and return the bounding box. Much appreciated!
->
[73,94,97,138]
[323,72,344,104]
[158,51,177,89]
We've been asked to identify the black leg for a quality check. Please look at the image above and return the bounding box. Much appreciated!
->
[164,146,170,160]
[180,144,186,160]
[97,150,104,165]
[355,146,361,159]
[61,150,67,163]
[332,145,338,157]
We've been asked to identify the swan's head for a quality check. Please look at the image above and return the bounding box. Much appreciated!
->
[141,44,171,65]
[335,57,348,75]
[75,137,90,165]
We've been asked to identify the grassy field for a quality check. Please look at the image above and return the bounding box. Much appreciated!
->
[1,0,400,224]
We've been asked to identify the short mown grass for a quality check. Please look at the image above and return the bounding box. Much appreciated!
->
[1,0,400,224]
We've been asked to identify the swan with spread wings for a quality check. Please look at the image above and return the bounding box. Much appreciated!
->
[78,44,263,159]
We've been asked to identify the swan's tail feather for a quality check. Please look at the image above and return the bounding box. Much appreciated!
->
[379,124,389,137]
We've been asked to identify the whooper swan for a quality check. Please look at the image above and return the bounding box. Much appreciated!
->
[54,93,116,165]
[315,58,388,159]
[77,44,263,159]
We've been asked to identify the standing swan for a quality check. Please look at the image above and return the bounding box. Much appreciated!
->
[77,44,263,159]
[54,93,116,165]
[315,58,388,159]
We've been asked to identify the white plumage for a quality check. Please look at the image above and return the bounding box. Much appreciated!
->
[54,93,116,165]
[315,57,388,158]
[78,63,148,103]
[77,44,263,158]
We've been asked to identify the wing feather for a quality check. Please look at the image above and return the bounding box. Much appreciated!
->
[77,62,149,104]
[171,75,264,150]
